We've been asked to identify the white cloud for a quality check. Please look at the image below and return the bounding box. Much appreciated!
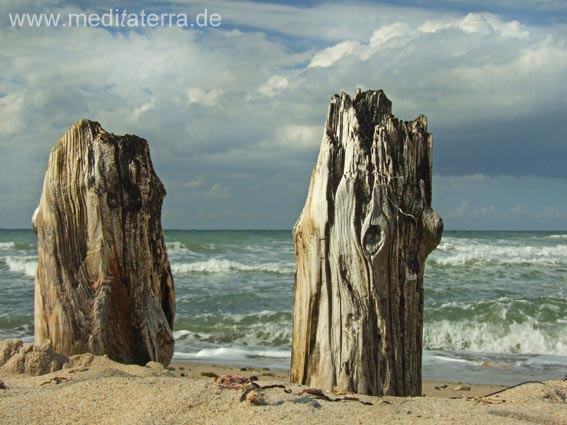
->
[256,75,289,97]
[308,41,361,68]
[170,0,439,42]
[301,13,566,125]
[0,1,565,228]
[273,125,321,150]
[134,98,155,117]
[307,13,530,69]
[369,22,415,46]
[418,13,529,38]
[187,88,224,107]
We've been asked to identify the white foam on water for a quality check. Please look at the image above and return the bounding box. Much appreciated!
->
[173,329,196,339]
[547,234,567,239]
[166,241,202,257]
[4,256,37,278]
[424,319,567,356]
[173,315,292,348]
[429,243,567,266]
[217,310,288,319]
[427,354,472,364]
[256,310,286,318]
[171,258,294,275]
[0,242,15,250]
[167,241,184,249]
[174,347,291,360]
[172,329,214,343]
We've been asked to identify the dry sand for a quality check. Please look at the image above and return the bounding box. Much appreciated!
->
[1,357,566,425]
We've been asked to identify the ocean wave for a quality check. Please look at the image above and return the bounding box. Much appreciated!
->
[173,313,292,348]
[0,242,15,250]
[171,258,294,275]
[173,347,291,361]
[4,256,37,278]
[429,244,567,266]
[424,319,567,356]
[166,241,203,258]
[425,353,474,365]
[547,234,567,239]
[429,297,567,323]
[178,310,291,324]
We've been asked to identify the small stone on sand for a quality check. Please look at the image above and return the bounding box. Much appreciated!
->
[246,390,266,406]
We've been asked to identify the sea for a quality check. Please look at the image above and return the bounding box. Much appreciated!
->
[1,229,566,385]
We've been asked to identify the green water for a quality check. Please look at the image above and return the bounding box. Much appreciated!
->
[1,229,566,384]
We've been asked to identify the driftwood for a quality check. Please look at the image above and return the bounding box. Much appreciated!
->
[33,119,175,366]
[291,90,443,396]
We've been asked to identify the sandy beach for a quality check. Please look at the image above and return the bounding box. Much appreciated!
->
[1,355,566,425]
[1,0,566,423]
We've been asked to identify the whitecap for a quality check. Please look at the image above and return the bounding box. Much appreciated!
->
[427,354,472,364]
[174,347,291,360]
[166,241,202,257]
[4,256,37,278]
[171,258,294,275]
[428,243,567,266]
[424,319,567,356]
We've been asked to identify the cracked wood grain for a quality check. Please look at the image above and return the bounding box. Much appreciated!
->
[33,120,175,366]
[291,90,443,396]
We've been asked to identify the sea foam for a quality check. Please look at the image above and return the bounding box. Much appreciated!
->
[424,319,567,356]
[429,242,567,266]
[4,256,37,278]
[174,347,291,360]
[171,258,294,275]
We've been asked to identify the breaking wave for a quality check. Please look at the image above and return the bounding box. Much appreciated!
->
[0,242,15,250]
[424,319,567,356]
[429,242,567,266]
[171,258,294,275]
[166,241,200,257]
[4,256,37,278]
[174,347,291,361]
[174,311,293,348]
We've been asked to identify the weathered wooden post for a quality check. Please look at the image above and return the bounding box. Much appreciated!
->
[291,90,442,396]
[33,119,175,366]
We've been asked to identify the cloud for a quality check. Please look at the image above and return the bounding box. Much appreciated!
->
[256,75,289,97]
[272,125,321,150]
[0,1,565,229]
[134,98,155,117]
[433,175,567,229]
[308,41,361,68]
[187,88,224,107]
[207,183,230,199]
[419,13,529,37]
[184,176,206,189]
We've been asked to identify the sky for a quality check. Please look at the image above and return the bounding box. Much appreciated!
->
[0,0,566,230]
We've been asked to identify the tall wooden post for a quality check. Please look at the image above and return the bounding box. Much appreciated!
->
[33,120,175,366]
[291,90,443,396]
